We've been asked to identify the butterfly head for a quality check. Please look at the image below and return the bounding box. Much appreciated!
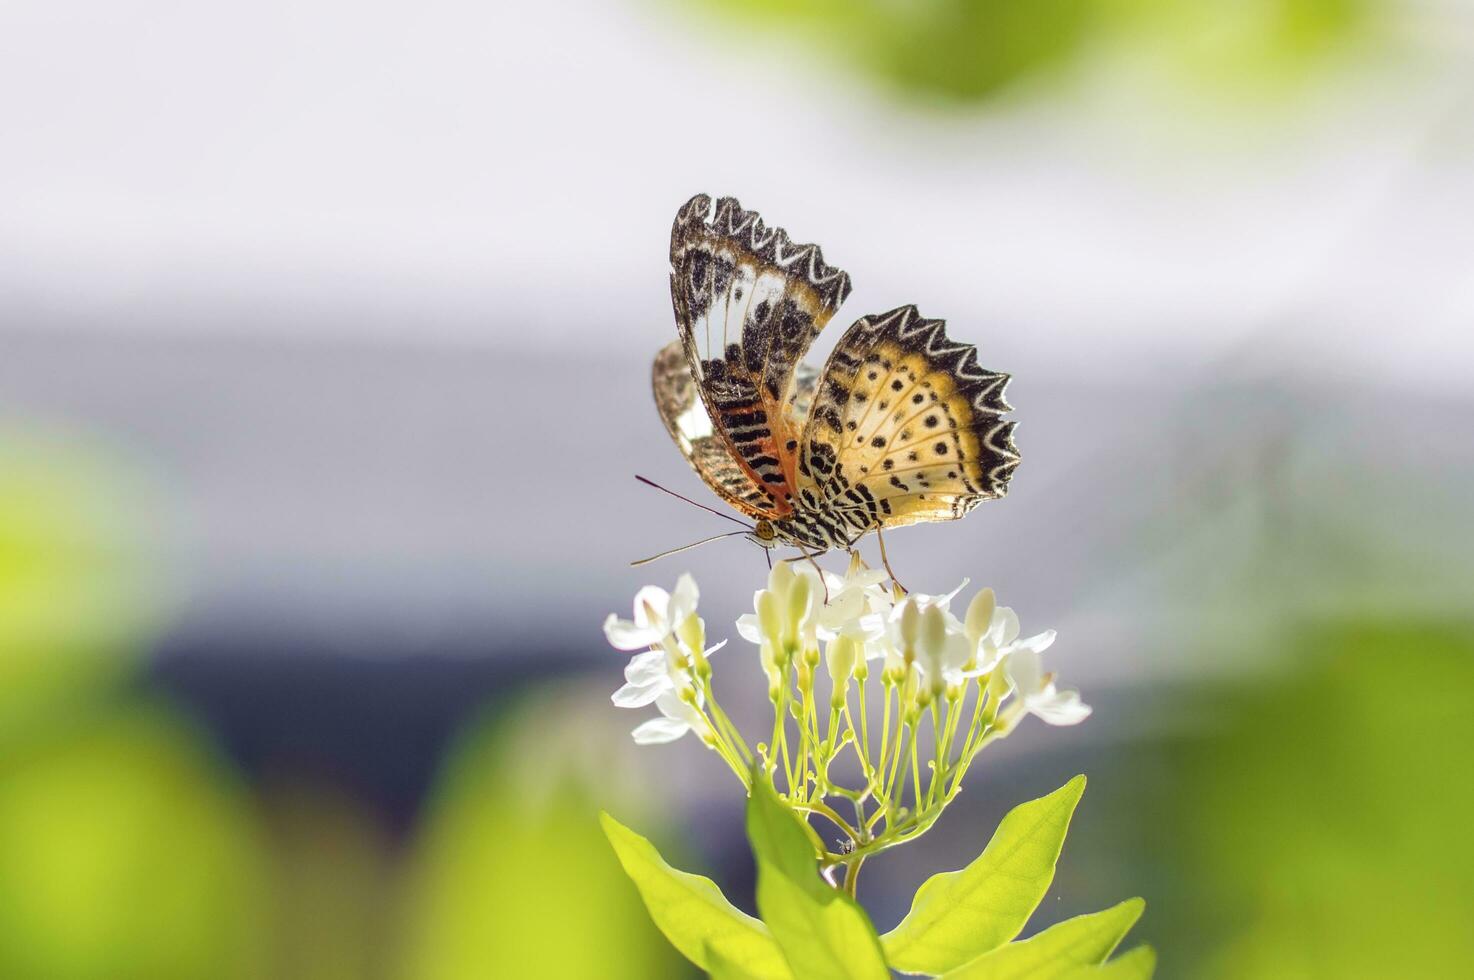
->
[747,519,778,549]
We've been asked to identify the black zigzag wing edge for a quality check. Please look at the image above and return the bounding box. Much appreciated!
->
[671,193,853,311]
[856,304,1021,495]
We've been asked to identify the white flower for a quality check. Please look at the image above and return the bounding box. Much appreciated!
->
[916,602,973,693]
[611,638,727,708]
[812,566,891,642]
[873,582,968,673]
[737,562,894,647]
[735,562,809,650]
[998,627,1090,726]
[631,690,711,745]
[603,574,700,652]
[605,573,722,744]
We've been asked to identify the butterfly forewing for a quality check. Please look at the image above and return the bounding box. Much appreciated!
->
[795,305,1019,537]
[667,194,851,512]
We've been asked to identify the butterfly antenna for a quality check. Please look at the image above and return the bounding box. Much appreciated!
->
[631,530,749,567]
[634,474,754,530]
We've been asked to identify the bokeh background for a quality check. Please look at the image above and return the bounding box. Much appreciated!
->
[3,1,1472,977]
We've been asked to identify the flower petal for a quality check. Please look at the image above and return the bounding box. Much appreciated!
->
[1029,685,1092,725]
[990,606,1020,647]
[933,578,970,609]
[632,585,671,630]
[631,717,691,744]
[654,689,703,724]
[604,614,659,651]
[942,632,971,672]
[624,649,668,686]
[1004,645,1044,696]
[611,679,666,708]
[970,635,1004,674]
[1015,629,1057,655]
[735,613,763,644]
[669,573,700,626]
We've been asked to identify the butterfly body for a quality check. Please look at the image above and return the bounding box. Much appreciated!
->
[653,194,1019,558]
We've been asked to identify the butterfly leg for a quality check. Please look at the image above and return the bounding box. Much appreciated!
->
[874,523,908,595]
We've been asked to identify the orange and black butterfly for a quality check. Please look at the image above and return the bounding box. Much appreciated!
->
[649,193,1019,560]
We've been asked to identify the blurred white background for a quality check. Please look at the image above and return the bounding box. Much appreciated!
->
[3,0,1471,676]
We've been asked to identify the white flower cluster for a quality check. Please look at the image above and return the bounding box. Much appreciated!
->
[603,563,1088,746]
[732,561,1090,727]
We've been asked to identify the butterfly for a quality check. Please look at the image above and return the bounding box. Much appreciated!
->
[649,193,1019,564]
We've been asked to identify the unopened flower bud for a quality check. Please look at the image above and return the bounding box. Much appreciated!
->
[678,613,704,657]
[965,588,995,647]
[785,574,812,645]
[760,640,781,691]
[826,635,858,689]
[921,604,946,658]
[899,598,920,648]
[767,561,794,600]
[757,591,783,649]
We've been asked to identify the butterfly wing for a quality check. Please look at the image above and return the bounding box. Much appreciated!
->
[786,363,821,430]
[651,340,779,518]
[669,194,851,515]
[796,305,1019,536]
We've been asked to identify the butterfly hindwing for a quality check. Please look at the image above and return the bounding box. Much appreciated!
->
[668,194,851,513]
[651,340,777,518]
[796,305,1019,536]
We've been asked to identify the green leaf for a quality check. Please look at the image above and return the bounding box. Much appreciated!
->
[882,775,1087,974]
[705,942,764,980]
[1061,945,1157,978]
[941,898,1147,979]
[600,812,793,979]
[745,776,889,979]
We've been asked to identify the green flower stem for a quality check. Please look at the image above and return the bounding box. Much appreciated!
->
[703,723,752,787]
[909,726,924,813]
[792,799,859,843]
[842,855,865,898]
[923,700,944,808]
[840,698,864,771]
[772,662,796,793]
[945,693,965,764]
[705,685,753,767]
[950,717,1002,798]
[951,677,998,794]
[795,676,814,803]
[883,717,911,822]
[825,789,958,869]
[876,681,895,801]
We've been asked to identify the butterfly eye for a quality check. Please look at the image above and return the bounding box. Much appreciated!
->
[755,520,775,542]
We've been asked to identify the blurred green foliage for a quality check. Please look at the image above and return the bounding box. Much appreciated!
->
[0,705,270,980]
[399,695,686,980]
[1138,621,1474,977]
[0,430,272,980]
[672,0,1379,103]
[0,428,164,737]
[260,782,396,980]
